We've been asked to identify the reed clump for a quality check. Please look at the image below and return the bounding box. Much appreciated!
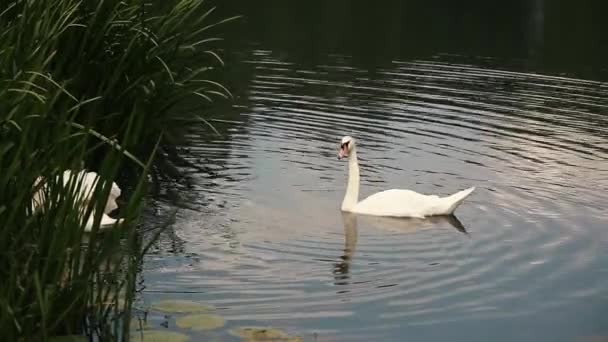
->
[0,0,235,340]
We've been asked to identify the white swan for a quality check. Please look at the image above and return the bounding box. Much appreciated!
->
[32,170,123,231]
[338,136,475,218]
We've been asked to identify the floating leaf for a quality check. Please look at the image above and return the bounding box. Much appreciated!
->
[151,300,213,313]
[176,313,225,331]
[130,330,190,342]
[229,327,303,341]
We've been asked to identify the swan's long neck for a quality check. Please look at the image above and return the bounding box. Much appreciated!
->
[342,148,360,211]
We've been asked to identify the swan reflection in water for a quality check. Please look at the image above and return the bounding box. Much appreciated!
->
[333,212,468,286]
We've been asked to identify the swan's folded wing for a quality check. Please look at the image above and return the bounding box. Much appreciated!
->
[353,189,441,218]
[104,182,121,214]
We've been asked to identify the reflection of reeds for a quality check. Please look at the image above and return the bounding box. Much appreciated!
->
[0,0,235,340]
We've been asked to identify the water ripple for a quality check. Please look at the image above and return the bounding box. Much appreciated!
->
[141,52,608,340]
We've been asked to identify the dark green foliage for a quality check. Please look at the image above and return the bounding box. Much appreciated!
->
[0,0,235,340]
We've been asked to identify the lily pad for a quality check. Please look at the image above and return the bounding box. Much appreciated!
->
[176,313,225,331]
[229,327,303,341]
[150,300,213,313]
[130,330,190,342]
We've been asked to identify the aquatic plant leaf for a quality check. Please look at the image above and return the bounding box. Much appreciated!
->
[151,300,213,313]
[176,313,225,331]
[229,327,303,341]
[130,330,190,342]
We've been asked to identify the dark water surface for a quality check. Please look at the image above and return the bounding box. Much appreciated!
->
[136,2,608,341]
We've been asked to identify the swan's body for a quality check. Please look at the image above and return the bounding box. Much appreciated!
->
[338,136,474,218]
[348,188,474,218]
[32,170,123,231]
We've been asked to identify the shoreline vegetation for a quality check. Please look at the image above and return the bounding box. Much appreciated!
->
[0,0,236,340]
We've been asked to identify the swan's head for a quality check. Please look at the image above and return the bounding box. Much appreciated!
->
[338,136,356,160]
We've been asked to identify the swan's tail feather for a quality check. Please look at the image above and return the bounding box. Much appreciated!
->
[443,187,475,214]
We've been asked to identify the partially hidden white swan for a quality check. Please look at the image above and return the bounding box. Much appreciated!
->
[338,136,475,218]
[32,170,123,232]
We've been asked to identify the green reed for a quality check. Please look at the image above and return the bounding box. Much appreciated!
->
[0,0,235,340]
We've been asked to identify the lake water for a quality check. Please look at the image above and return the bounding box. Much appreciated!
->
[135,2,608,341]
